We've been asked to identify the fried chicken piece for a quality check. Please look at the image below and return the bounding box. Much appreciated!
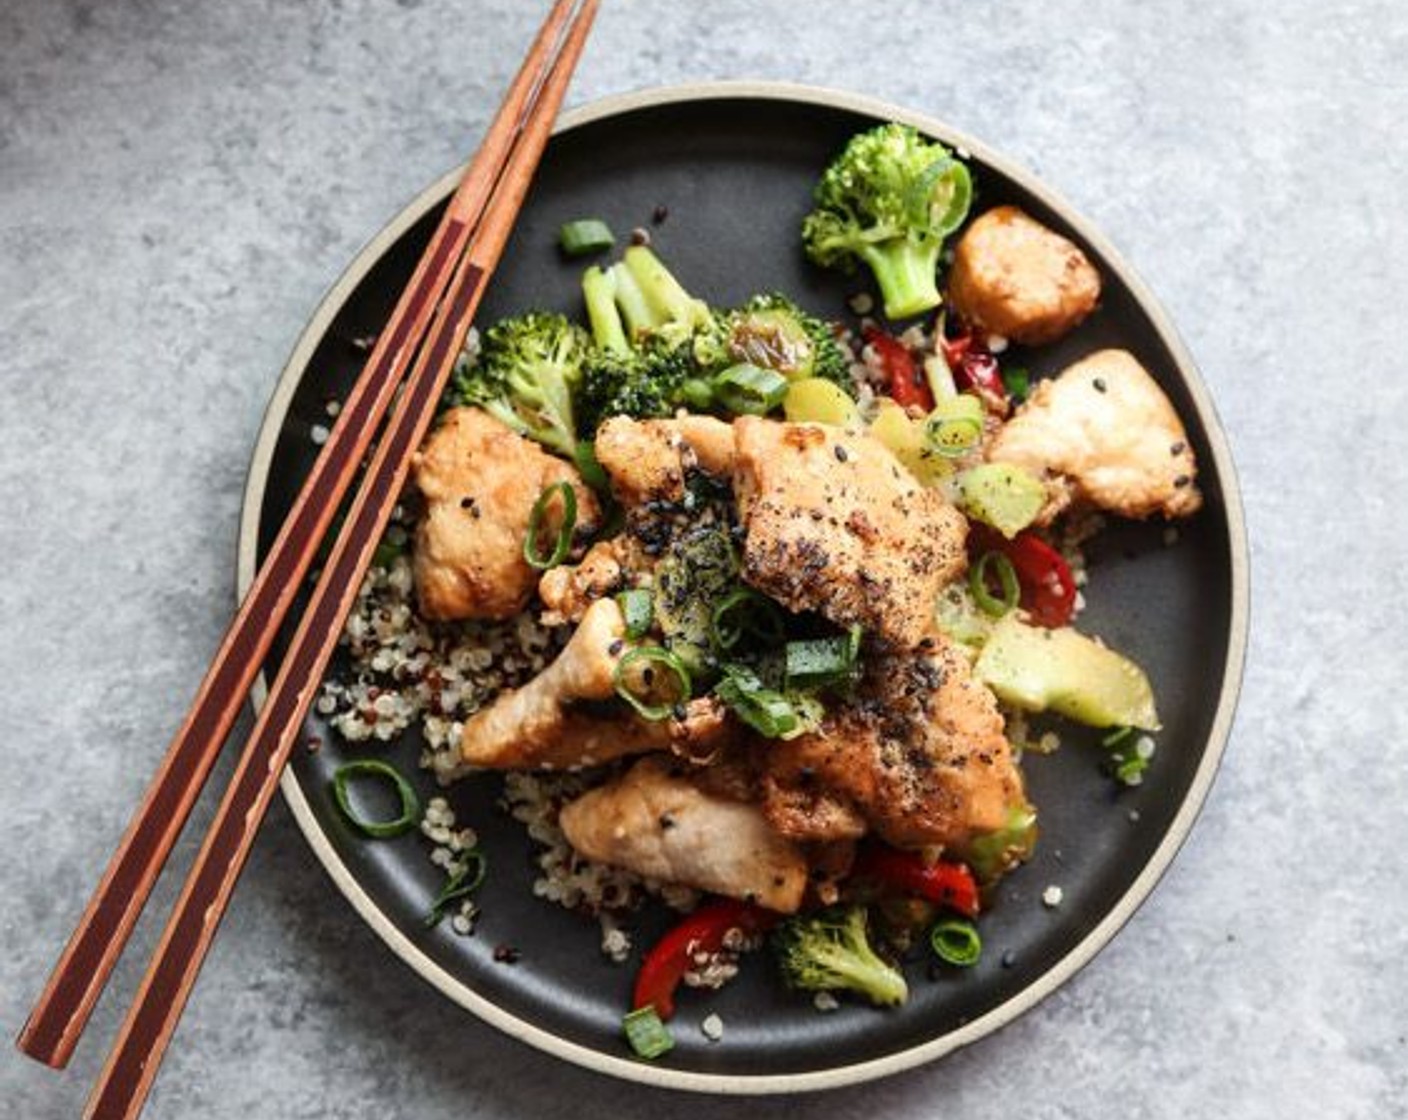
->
[732,417,968,649]
[537,536,649,625]
[948,205,1101,345]
[559,756,809,912]
[761,633,1026,851]
[593,414,735,506]
[987,349,1202,522]
[412,407,600,621]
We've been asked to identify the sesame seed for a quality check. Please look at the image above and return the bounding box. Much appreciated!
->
[1042,885,1064,908]
[1092,378,1107,393]
[812,991,840,1012]
[700,1013,724,1042]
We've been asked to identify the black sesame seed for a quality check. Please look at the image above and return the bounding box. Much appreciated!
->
[1092,377,1107,393]
[460,496,476,509]
[607,639,625,656]
[1170,441,1186,455]
[1174,474,1191,488]
[1000,950,1016,968]
[834,445,849,462]
[652,204,669,225]
[659,814,676,830]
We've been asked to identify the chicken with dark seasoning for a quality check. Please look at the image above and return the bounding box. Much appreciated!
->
[732,417,968,649]
[761,632,1029,851]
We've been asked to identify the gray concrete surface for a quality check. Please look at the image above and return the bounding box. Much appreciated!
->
[3,1,1405,1117]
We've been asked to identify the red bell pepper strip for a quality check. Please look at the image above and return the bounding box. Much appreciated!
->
[632,898,776,1019]
[850,846,980,919]
[971,527,1077,628]
[864,326,933,412]
[942,329,1008,413]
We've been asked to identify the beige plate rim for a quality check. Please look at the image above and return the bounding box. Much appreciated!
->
[236,80,1250,1094]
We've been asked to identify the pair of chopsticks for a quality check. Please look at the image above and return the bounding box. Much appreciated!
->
[18,1,600,1115]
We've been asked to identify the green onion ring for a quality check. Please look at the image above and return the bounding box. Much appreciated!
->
[969,551,1020,617]
[523,480,578,570]
[331,760,420,839]
[710,587,786,650]
[930,918,982,967]
[924,394,984,458]
[423,849,488,928]
[613,646,692,721]
[713,362,789,416]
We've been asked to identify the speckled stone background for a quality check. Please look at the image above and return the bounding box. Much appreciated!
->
[3,1,1406,1117]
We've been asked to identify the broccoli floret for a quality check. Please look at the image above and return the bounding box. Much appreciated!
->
[801,123,972,321]
[773,905,908,1008]
[452,311,588,458]
[576,247,721,431]
[716,293,855,395]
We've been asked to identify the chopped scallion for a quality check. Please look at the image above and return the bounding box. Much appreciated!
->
[929,918,982,967]
[558,218,616,257]
[710,587,786,651]
[784,633,860,690]
[715,664,800,738]
[617,588,654,640]
[924,394,984,458]
[572,439,611,496]
[523,481,578,570]
[713,363,789,416]
[622,1006,674,1059]
[331,760,420,839]
[1002,365,1031,403]
[423,849,487,928]
[969,551,1020,617]
[614,646,692,721]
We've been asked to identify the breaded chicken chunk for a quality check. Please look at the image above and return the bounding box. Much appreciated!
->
[761,633,1027,851]
[452,598,727,773]
[412,407,600,621]
[537,536,649,625]
[987,349,1202,522]
[948,205,1101,345]
[560,755,809,912]
[732,417,968,649]
[593,414,735,507]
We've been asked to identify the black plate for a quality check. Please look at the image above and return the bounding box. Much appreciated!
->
[238,84,1247,1091]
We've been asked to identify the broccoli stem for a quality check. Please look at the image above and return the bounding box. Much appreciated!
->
[859,238,943,320]
[623,245,707,328]
[582,266,629,353]
[609,259,656,338]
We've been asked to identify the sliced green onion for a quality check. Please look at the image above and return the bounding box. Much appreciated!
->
[929,918,982,967]
[680,377,715,410]
[710,587,786,651]
[617,588,654,640]
[523,481,578,570]
[713,363,789,416]
[1002,365,1031,403]
[715,664,800,738]
[924,394,984,459]
[614,646,692,721]
[784,633,860,690]
[572,439,611,496]
[558,218,615,257]
[622,1006,674,1059]
[1101,725,1134,747]
[969,551,1020,618]
[423,849,487,928]
[331,760,420,839]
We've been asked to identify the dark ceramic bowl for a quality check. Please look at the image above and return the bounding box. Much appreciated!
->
[237,83,1248,1092]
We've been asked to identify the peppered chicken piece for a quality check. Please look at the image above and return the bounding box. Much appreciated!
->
[593,414,735,507]
[732,417,968,649]
[452,598,727,773]
[760,632,1028,851]
[412,407,600,621]
[947,205,1101,346]
[559,755,810,913]
[986,349,1202,523]
[537,535,650,625]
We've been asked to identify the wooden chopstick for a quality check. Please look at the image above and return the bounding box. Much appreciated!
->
[81,4,599,1118]
[15,0,586,1075]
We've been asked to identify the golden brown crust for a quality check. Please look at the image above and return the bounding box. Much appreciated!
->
[948,205,1101,346]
